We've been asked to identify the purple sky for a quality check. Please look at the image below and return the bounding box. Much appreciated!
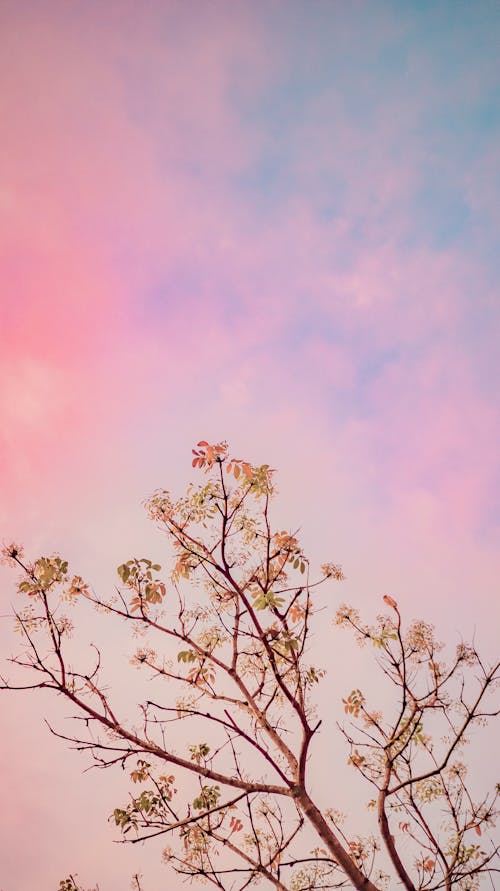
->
[1,2,499,889]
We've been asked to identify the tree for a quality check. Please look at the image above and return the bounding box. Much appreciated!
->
[2,440,499,891]
[57,875,141,891]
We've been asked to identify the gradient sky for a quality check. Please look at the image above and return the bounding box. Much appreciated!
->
[1,2,499,889]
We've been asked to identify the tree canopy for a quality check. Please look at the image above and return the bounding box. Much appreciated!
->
[2,441,499,890]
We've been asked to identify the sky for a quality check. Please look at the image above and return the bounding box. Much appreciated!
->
[1,1,499,888]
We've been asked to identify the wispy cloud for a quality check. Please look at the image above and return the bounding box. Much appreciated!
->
[1,2,499,887]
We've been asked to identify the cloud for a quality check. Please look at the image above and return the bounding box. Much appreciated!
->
[1,5,500,887]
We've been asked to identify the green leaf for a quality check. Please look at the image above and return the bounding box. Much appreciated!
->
[178,650,196,663]
[117,564,130,583]
[193,785,221,810]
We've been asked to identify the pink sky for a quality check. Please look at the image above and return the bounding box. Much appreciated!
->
[1,2,499,889]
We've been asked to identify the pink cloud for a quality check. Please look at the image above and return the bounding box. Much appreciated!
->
[1,5,499,888]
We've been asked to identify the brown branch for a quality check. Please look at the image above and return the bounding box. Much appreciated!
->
[388,662,499,796]
[377,763,417,891]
